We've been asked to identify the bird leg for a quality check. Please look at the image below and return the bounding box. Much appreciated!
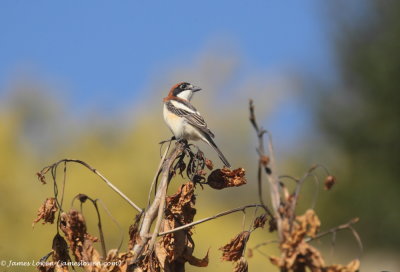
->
[159,136,176,145]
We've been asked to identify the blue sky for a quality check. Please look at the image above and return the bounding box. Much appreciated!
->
[0,0,333,104]
[0,0,336,150]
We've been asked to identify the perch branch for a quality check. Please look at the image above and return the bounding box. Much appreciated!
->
[130,141,185,262]
[147,143,171,207]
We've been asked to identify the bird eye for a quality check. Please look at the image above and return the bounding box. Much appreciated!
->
[180,83,187,89]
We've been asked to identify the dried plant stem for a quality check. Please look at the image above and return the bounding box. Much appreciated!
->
[252,239,280,250]
[249,100,282,240]
[147,143,171,207]
[41,159,143,213]
[92,200,107,258]
[131,142,185,262]
[147,170,169,252]
[305,218,361,247]
[157,204,262,236]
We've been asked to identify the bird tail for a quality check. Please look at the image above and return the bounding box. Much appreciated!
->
[201,132,231,168]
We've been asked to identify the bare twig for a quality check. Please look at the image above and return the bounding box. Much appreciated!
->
[96,198,124,252]
[92,199,107,258]
[252,239,279,250]
[157,204,262,236]
[289,164,329,230]
[305,217,360,247]
[39,159,143,213]
[249,100,281,239]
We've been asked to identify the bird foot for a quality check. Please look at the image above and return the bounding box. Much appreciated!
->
[159,136,176,145]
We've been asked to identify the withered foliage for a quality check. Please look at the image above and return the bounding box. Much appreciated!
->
[260,155,270,167]
[37,171,47,184]
[253,214,267,230]
[207,167,247,190]
[324,175,336,190]
[270,209,359,272]
[37,234,70,272]
[185,250,209,267]
[156,182,209,269]
[233,257,249,272]
[52,233,71,265]
[325,259,360,272]
[165,181,196,226]
[33,197,58,226]
[128,213,142,250]
[137,250,161,272]
[220,231,250,262]
[106,251,135,272]
[59,209,102,270]
[205,159,214,170]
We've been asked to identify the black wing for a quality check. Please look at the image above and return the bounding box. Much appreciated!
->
[166,101,215,138]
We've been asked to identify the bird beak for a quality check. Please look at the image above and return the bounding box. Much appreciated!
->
[192,86,202,92]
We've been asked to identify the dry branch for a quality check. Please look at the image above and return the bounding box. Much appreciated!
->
[157,204,262,236]
[38,159,142,213]
[130,141,186,263]
[249,100,281,238]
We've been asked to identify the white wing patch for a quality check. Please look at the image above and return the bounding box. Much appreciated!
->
[170,99,196,113]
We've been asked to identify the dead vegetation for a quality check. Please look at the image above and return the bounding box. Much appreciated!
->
[33,100,361,272]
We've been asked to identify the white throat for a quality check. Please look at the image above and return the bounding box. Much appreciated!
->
[177,90,193,101]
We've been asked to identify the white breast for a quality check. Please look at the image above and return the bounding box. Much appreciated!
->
[163,104,185,139]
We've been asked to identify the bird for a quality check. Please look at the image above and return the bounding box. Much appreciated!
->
[163,82,231,168]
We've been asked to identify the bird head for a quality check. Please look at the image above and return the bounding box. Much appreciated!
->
[169,82,201,101]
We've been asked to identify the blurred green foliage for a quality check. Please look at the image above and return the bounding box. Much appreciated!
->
[317,0,400,252]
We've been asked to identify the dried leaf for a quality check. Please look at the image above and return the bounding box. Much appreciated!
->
[205,159,214,170]
[269,256,282,266]
[234,257,248,272]
[105,249,118,262]
[272,209,358,271]
[138,250,160,272]
[325,259,360,272]
[269,217,278,232]
[297,209,321,237]
[52,233,70,263]
[207,167,247,190]
[37,172,47,184]
[185,250,209,267]
[324,175,336,190]
[37,234,70,272]
[156,181,202,267]
[128,213,142,250]
[165,181,196,226]
[253,214,267,230]
[37,262,55,272]
[107,251,133,272]
[260,155,270,167]
[33,197,58,226]
[177,160,186,178]
[220,231,250,262]
[59,209,101,271]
